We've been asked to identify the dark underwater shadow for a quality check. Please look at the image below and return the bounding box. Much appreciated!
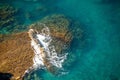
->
[0,72,13,80]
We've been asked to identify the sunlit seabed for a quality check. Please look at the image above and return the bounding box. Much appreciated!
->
[0,0,120,80]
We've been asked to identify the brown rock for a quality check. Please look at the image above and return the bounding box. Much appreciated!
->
[0,32,34,80]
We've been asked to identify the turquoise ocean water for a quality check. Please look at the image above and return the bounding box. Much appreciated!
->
[0,0,120,80]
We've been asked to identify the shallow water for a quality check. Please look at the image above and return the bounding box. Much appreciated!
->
[0,0,120,80]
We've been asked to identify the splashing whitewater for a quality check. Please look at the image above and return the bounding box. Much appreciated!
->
[23,23,68,78]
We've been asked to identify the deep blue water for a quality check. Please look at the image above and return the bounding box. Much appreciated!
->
[0,0,120,80]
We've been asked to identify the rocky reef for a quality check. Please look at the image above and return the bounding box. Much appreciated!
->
[0,14,82,80]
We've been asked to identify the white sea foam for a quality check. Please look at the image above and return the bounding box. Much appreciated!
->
[30,24,68,69]
[22,24,68,79]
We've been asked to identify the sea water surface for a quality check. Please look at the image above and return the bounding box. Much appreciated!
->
[0,0,120,80]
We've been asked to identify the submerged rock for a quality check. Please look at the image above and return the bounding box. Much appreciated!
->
[0,5,18,30]
[0,5,26,34]
[0,5,17,20]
